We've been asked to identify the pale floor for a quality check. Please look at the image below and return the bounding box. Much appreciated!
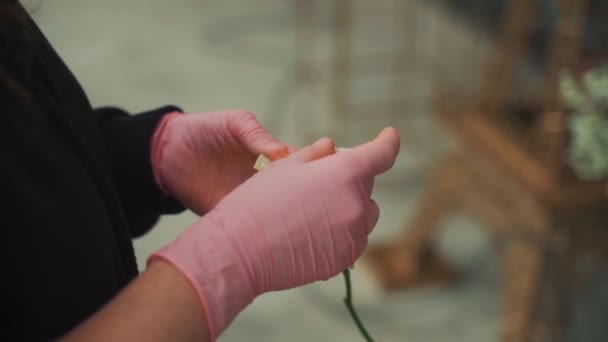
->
[31,0,607,341]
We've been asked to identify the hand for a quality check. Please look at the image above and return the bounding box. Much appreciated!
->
[151,110,291,215]
[149,128,400,341]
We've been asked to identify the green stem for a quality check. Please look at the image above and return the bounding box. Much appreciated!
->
[342,269,374,342]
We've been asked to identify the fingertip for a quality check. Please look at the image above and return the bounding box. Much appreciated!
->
[284,137,337,163]
[378,127,401,163]
[379,126,398,137]
[267,144,290,161]
[379,127,400,150]
[347,127,401,176]
[313,137,336,153]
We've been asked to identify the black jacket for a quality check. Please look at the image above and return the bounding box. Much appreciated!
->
[1,6,184,340]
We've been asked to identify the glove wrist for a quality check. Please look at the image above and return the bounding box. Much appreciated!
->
[148,212,256,341]
[150,111,184,195]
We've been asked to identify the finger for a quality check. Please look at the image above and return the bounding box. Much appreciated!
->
[343,127,400,177]
[365,199,380,235]
[282,137,336,164]
[363,176,374,197]
[278,144,298,160]
[233,112,290,160]
[286,144,298,155]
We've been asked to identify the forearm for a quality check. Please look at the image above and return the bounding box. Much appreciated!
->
[94,107,173,208]
[94,106,185,236]
[61,261,210,342]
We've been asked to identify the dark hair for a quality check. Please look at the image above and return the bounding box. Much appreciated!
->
[0,0,38,100]
[0,0,42,150]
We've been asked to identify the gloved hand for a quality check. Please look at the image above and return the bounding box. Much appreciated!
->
[149,127,400,341]
[151,110,291,215]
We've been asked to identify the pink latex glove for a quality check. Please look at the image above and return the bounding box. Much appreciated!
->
[151,110,291,215]
[149,127,400,341]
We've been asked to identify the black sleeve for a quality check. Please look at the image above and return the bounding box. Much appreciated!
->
[93,105,186,237]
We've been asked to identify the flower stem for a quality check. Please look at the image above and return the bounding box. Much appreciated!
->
[342,269,374,342]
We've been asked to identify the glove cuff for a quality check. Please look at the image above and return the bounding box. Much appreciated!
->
[150,111,183,195]
[147,213,256,341]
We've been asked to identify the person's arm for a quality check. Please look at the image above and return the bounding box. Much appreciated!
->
[94,106,185,237]
[64,128,399,342]
[61,261,210,342]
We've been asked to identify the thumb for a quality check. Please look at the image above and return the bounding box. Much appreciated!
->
[234,112,289,160]
[282,137,336,164]
[348,127,400,176]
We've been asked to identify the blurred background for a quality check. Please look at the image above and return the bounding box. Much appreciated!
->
[30,0,608,341]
